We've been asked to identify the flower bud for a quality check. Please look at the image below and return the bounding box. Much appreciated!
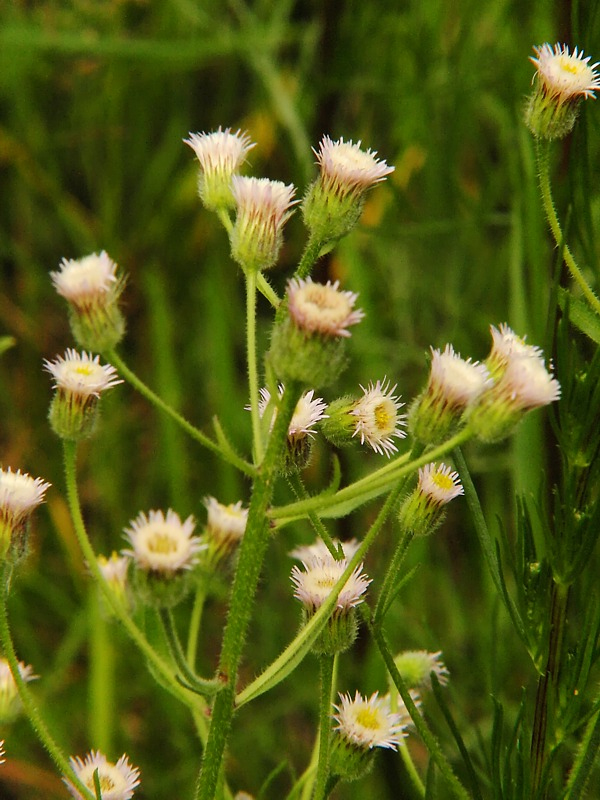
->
[397,463,463,536]
[393,650,449,691]
[268,278,364,386]
[45,350,122,440]
[302,136,394,244]
[0,468,50,565]
[230,177,296,272]
[0,658,37,724]
[184,127,256,211]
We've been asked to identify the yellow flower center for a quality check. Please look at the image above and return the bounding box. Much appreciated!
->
[356,707,381,730]
[432,472,454,491]
[147,531,178,554]
[374,402,394,432]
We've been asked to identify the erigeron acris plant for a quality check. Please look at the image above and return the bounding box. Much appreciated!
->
[0,43,599,800]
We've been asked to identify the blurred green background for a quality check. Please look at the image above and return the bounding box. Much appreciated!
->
[1,1,599,798]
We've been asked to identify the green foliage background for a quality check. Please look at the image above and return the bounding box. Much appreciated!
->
[1,1,599,798]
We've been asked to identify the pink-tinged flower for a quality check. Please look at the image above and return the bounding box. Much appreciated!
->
[530,43,600,104]
[350,378,407,456]
[409,345,493,444]
[394,650,450,690]
[469,351,560,442]
[487,323,544,378]
[184,127,255,210]
[230,176,297,271]
[123,510,204,574]
[314,136,395,199]
[333,691,407,751]
[287,277,365,338]
[63,750,140,800]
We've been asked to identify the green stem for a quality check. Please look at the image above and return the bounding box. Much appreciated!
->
[366,615,470,800]
[535,138,600,316]
[373,528,415,626]
[246,269,264,463]
[398,742,426,798]
[531,580,569,798]
[313,655,336,800]
[272,428,472,523]
[195,381,302,800]
[89,590,113,753]
[106,349,255,478]
[287,473,343,560]
[217,207,280,307]
[159,609,221,697]
[187,583,208,669]
[62,440,200,709]
[0,565,95,800]
[295,234,326,280]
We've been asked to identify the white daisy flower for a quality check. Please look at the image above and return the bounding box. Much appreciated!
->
[123,510,205,574]
[531,43,600,104]
[417,463,464,506]
[333,691,406,751]
[287,277,365,338]
[204,496,248,549]
[64,750,140,800]
[0,467,50,531]
[289,538,360,563]
[428,345,493,408]
[44,350,122,398]
[350,378,407,456]
[255,385,328,441]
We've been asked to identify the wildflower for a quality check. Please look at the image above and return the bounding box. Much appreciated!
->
[393,650,450,691]
[287,278,364,338]
[124,510,205,607]
[303,136,394,243]
[526,43,600,138]
[44,350,122,440]
[253,384,328,471]
[469,351,561,442]
[269,279,364,386]
[408,344,492,444]
[350,379,406,456]
[291,551,371,654]
[330,691,407,781]
[230,176,297,271]
[0,467,50,562]
[63,750,140,800]
[0,658,37,724]
[97,552,131,610]
[0,739,5,764]
[398,463,463,535]
[184,127,255,211]
[487,323,544,379]
[50,252,125,351]
[202,496,249,567]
